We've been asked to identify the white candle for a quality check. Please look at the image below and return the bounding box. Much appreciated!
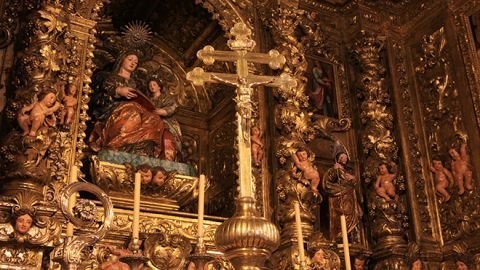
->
[294,201,305,264]
[340,214,351,270]
[132,172,141,240]
[66,165,78,237]
[197,175,206,243]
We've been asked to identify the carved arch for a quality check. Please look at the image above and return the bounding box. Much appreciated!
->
[83,0,247,33]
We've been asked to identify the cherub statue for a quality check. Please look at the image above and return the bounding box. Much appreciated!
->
[152,167,168,187]
[17,91,62,137]
[137,164,153,185]
[292,147,321,193]
[449,143,473,195]
[251,126,264,167]
[59,83,78,125]
[430,158,454,202]
[14,211,33,235]
[374,162,398,201]
[9,208,36,243]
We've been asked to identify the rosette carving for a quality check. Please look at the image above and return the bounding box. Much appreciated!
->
[51,182,113,268]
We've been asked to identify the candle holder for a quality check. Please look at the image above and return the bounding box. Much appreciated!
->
[187,239,214,269]
[120,238,149,270]
[215,197,280,270]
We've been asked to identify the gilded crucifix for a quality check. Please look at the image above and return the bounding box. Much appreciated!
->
[187,23,297,199]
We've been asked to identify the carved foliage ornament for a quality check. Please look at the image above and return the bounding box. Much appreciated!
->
[143,231,192,270]
[352,31,407,261]
[392,41,433,237]
[1,3,93,183]
[414,27,480,242]
[51,182,113,267]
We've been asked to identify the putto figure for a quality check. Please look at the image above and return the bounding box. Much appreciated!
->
[251,126,264,167]
[374,162,398,201]
[59,83,78,126]
[430,157,454,202]
[449,142,473,195]
[292,147,321,193]
[14,211,33,235]
[17,90,62,137]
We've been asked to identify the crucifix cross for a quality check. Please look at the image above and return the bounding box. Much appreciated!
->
[187,22,297,199]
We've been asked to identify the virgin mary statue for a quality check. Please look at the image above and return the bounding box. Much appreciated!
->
[89,51,177,160]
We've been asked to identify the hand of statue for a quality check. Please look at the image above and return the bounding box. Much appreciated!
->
[116,86,137,99]
[155,108,168,116]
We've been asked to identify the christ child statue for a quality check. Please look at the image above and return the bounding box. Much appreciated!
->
[374,162,398,201]
[292,148,321,193]
[430,158,454,202]
[449,143,473,195]
[60,83,78,125]
[251,126,264,167]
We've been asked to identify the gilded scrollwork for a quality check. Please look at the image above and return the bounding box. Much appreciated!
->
[0,189,61,247]
[143,231,192,270]
[91,156,198,208]
[0,246,41,267]
[0,3,95,185]
[110,211,220,247]
[51,182,113,268]
[414,26,480,243]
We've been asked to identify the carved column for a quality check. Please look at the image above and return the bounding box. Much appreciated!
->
[410,24,480,264]
[0,0,102,268]
[262,5,319,269]
[352,31,408,269]
[389,38,445,267]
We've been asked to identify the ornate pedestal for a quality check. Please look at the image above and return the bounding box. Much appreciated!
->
[215,197,280,270]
